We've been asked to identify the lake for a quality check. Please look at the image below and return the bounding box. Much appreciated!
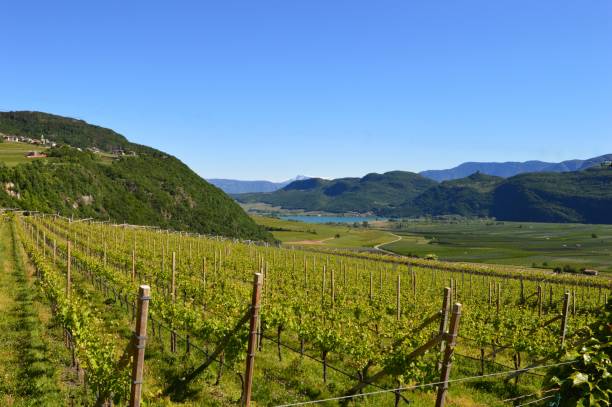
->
[280,215,384,224]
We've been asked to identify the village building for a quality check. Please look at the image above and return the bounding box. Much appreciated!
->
[25,151,47,158]
[3,134,19,142]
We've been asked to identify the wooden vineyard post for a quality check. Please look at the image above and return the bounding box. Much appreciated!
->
[132,248,136,281]
[171,252,177,301]
[469,274,473,299]
[322,266,326,306]
[549,285,553,310]
[66,241,72,299]
[130,285,151,407]
[331,268,335,309]
[369,271,373,301]
[412,270,417,302]
[396,274,401,321]
[520,276,525,304]
[598,287,601,305]
[171,252,177,352]
[537,285,542,317]
[560,292,570,349]
[435,303,462,407]
[496,282,501,314]
[53,239,57,262]
[103,242,107,267]
[202,257,207,290]
[438,287,451,371]
[64,240,72,348]
[243,273,263,407]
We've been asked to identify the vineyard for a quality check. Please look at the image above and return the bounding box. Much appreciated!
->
[5,211,611,406]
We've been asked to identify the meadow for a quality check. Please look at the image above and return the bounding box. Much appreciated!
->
[252,216,612,274]
[0,141,49,166]
[381,220,612,273]
[252,215,397,249]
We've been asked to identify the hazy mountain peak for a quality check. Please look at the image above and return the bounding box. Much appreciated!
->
[420,155,612,182]
[207,175,311,194]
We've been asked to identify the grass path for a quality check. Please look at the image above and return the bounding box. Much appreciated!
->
[285,236,336,245]
[0,219,74,406]
[373,232,402,253]
[0,220,21,404]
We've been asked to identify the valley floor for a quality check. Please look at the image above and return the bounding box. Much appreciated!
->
[380,220,612,274]
[254,215,612,275]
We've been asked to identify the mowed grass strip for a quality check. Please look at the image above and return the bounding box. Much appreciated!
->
[0,219,73,406]
[0,141,49,166]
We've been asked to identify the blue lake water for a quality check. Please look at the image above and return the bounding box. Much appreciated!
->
[280,215,384,224]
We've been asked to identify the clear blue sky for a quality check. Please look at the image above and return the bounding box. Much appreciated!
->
[1,1,611,181]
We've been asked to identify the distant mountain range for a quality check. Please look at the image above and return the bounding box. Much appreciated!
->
[237,164,612,224]
[238,171,436,213]
[419,154,612,181]
[207,175,309,194]
[214,154,612,193]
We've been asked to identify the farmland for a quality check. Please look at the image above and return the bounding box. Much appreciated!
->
[380,220,612,274]
[1,211,609,406]
[0,141,49,166]
[253,216,612,274]
[253,215,396,249]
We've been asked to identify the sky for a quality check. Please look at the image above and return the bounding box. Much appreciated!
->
[1,1,611,182]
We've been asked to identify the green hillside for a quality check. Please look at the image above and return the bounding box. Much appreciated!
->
[0,111,149,152]
[491,167,612,223]
[239,167,612,224]
[0,141,50,166]
[0,112,272,241]
[387,172,503,217]
[237,171,437,213]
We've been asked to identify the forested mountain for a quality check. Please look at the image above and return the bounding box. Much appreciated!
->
[0,111,272,241]
[420,154,612,181]
[237,171,436,213]
[0,111,139,152]
[386,172,503,217]
[238,167,612,224]
[491,168,612,223]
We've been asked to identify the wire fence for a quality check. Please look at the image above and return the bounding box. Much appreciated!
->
[272,361,575,407]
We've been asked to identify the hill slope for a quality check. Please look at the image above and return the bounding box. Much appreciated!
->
[420,154,612,181]
[237,171,437,213]
[0,111,138,152]
[239,166,612,224]
[387,172,503,217]
[491,168,612,223]
[0,111,271,241]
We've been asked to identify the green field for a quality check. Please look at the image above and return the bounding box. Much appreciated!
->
[0,141,49,166]
[253,215,397,248]
[379,220,612,273]
[253,216,612,274]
